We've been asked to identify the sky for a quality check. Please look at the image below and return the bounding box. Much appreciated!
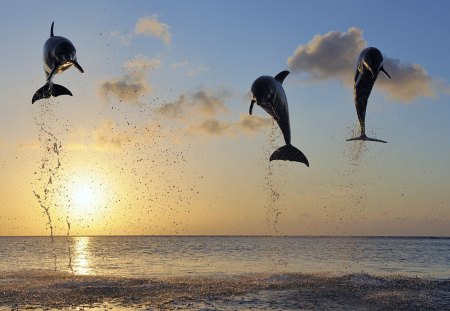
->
[0,0,449,236]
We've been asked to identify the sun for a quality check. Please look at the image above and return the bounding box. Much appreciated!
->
[68,175,106,219]
[73,186,94,207]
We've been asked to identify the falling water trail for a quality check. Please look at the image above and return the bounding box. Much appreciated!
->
[66,216,73,274]
[262,121,285,235]
[340,123,371,234]
[259,121,291,272]
[32,99,70,270]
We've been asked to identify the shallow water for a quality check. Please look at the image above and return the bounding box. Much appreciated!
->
[0,236,449,310]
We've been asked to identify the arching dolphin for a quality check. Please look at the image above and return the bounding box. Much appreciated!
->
[32,22,84,104]
[347,47,391,143]
[250,70,309,166]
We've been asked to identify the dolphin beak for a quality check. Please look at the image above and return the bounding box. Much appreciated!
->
[380,66,391,79]
[249,99,255,115]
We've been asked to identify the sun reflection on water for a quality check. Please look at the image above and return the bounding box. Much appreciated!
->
[72,237,91,275]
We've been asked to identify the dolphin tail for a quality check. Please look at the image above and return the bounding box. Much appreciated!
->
[269,144,309,166]
[32,83,73,104]
[346,134,387,143]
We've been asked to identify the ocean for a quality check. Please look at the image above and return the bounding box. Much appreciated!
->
[0,236,449,310]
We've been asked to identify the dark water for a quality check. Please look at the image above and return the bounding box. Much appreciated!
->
[0,236,449,310]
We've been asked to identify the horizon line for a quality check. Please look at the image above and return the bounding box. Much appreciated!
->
[0,234,449,238]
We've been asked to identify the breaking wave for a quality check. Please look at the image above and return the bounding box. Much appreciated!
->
[1,270,448,310]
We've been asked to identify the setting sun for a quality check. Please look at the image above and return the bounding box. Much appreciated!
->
[68,175,106,219]
[73,186,94,207]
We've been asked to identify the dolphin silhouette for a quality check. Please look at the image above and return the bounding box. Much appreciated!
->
[250,70,309,166]
[347,47,391,143]
[32,22,84,104]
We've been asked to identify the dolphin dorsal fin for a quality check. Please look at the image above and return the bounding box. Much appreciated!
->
[274,71,289,84]
[50,22,54,37]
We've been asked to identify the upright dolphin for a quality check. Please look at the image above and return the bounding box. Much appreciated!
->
[347,47,391,143]
[32,22,84,104]
[250,70,309,166]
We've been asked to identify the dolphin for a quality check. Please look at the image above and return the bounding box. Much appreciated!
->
[347,47,391,143]
[32,22,84,104]
[250,70,309,166]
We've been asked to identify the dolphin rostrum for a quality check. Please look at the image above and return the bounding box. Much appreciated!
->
[347,47,391,143]
[250,70,309,166]
[32,22,84,104]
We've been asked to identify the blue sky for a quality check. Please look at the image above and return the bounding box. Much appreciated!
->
[0,0,449,236]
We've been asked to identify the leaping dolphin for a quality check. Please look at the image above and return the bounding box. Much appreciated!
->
[250,70,309,166]
[32,22,84,104]
[347,47,391,143]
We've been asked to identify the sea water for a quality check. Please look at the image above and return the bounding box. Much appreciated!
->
[0,236,449,310]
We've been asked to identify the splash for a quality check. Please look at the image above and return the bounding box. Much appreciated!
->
[261,121,284,235]
[99,96,200,235]
[32,101,66,239]
[345,124,368,165]
[1,271,446,310]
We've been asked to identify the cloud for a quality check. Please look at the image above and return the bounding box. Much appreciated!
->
[135,16,171,45]
[186,65,210,77]
[376,58,435,102]
[98,55,161,103]
[188,118,231,136]
[110,31,132,46]
[157,88,230,120]
[186,114,273,137]
[287,27,365,84]
[171,61,189,70]
[287,27,449,102]
[157,89,272,138]
[237,114,273,134]
[92,120,134,151]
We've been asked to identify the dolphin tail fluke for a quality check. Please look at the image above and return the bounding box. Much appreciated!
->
[52,83,73,98]
[346,135,387,143]
[269,144,309,166]
[31,83,72,104]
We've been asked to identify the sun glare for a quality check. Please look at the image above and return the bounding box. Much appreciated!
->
[68,175,106,219]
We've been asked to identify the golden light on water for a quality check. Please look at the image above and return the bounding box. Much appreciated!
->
[72,236,91,275]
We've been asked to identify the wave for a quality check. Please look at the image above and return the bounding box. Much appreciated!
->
[0,270,449,310]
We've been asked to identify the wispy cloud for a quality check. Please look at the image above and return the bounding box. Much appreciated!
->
[110,16,172,46]
[186,114,273,137]
[135,16,171,46]
[157,88,272,138]
[186,65,210,77]
[92,120,134,151]
[287,27,449,102]
[97,55,161,104]
[157,88,230,120]
[171,61,189,70]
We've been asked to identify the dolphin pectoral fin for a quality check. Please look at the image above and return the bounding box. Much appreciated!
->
[355,72,363,87]
[32,83,52,104]
[270,104,280,120]
[46,67,57,83]
[52,84,73,98]
[354,70,360,83]
[380,66,391,79]
[73,61,84,73]
[346,135,387,143]
[269,144,309,166]
[274,70,289,84]
[249,99,255,115]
